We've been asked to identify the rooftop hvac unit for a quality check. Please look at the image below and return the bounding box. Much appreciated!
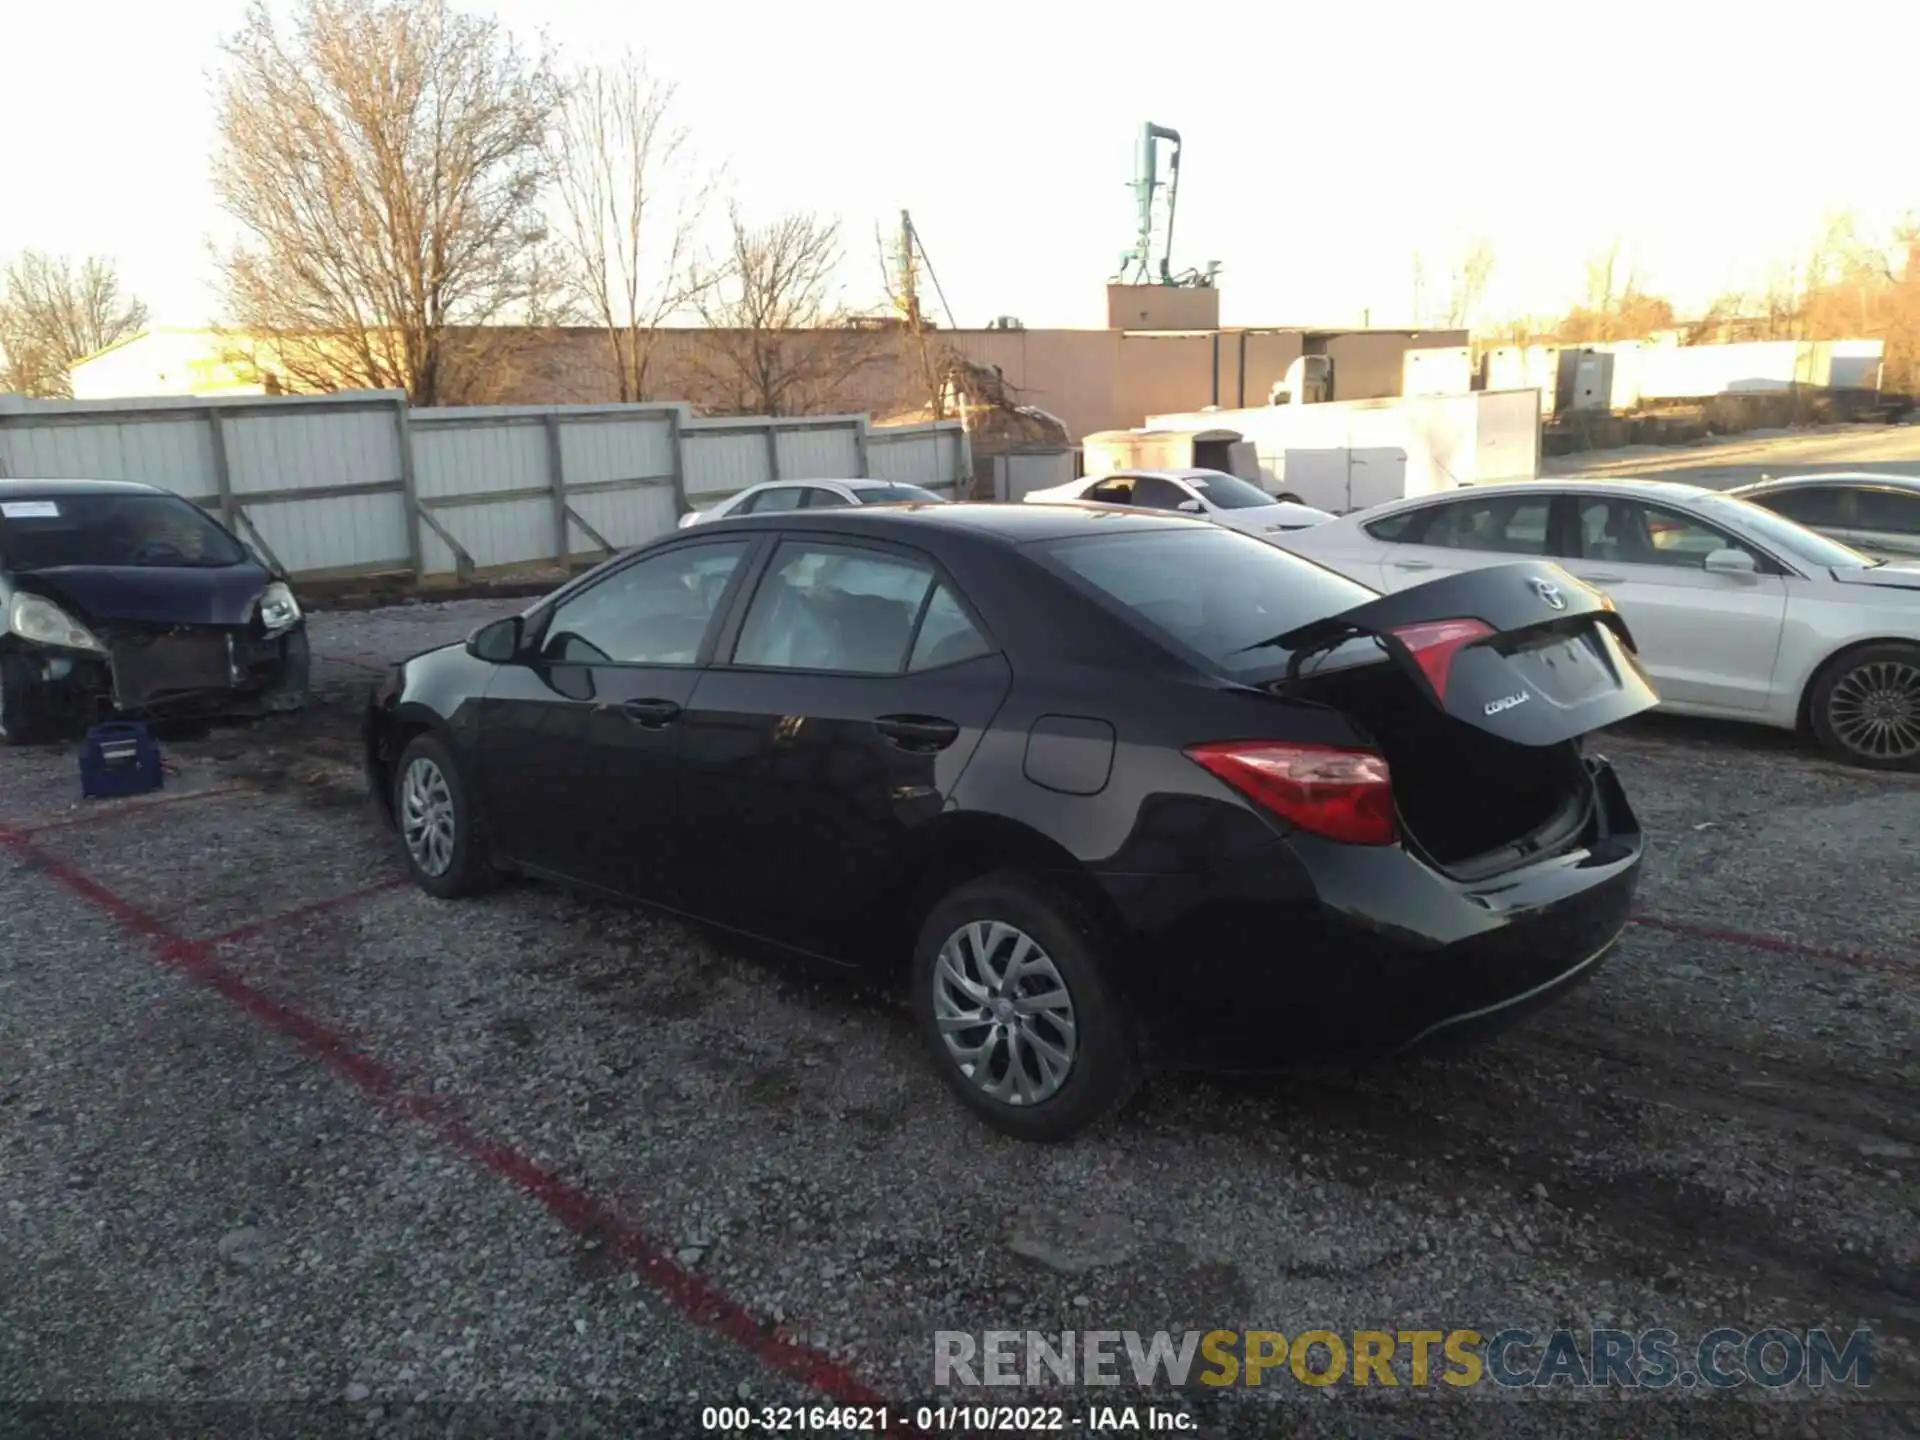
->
[988,315,1025,330]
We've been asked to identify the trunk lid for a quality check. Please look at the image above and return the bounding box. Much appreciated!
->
[1268,561,1658,746]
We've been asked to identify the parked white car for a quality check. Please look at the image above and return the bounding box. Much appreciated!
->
[1272,477,1920,769]
[680,478,947,528]
[1725,472,1920,562]
[1022,469,1334,537]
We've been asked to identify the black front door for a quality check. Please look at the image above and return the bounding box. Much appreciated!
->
[474,536,757,903]
[675,536,1011,957]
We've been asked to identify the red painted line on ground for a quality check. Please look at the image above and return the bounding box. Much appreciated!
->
[14,782,257,836]
[1631,913,1915,977]
[0,824,922,1431]
[208,878,409,948]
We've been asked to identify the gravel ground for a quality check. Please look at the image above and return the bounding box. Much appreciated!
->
[2,600,1916,1440]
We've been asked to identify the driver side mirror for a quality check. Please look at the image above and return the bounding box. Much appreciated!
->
[1176,498,1205,514]
[1703,548,1758,577]
[467,615,525,662]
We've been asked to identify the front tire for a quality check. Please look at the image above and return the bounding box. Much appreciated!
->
[912,873,1139,1142]
[1809,642,1920,772]
[392,733,499,898]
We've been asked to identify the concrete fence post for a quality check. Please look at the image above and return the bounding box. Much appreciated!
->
[764,423,781,483]
[854,418,872,478]
[206,408,238,533]
[543,412,568,564]
[667,408,690,517]
[392,399,425,578]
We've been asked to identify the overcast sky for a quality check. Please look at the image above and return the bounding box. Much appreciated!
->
[6,0,1915,333]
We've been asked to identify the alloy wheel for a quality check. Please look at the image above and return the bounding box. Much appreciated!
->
[400,756,457,877]
[932,920,1078,1106]
[1827,658,1920,763]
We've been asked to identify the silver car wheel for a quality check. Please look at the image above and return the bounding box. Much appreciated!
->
[932,920,1078,1107]
[400,756,458,878]
[1828,659,1920,762]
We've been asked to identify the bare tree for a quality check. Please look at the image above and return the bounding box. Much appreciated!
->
[0,251,149,397]
[548,52,717,402]
[685,205,875,416]
[210,0,563,406]
[1411,238,1494,330]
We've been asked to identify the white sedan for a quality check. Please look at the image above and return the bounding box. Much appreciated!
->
[1272,477,1920,770]
[1023,468,1334,537]
[680,478,947,528]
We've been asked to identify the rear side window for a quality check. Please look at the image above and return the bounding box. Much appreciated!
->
[1753,486,1846,527]
[856,484,943,504]
[741,487,805,515]
[1854,488,1920,534]
[908,584,991,671]
[733,542,936,674]
[1039,527,1376,676]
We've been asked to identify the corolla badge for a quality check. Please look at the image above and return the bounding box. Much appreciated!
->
[1485,691,1531,716]
[1530,577,1566,611]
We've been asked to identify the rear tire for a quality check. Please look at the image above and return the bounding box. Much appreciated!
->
[911,873,1139,1141]
[0,653,52,746]
[391,733,500,898]
[1808,642,1920,772]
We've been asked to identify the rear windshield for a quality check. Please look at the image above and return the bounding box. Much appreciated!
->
[1185,471,1276,511]
[859,484,944,504]
[0,493,249,570]
[1037,526,1378,676]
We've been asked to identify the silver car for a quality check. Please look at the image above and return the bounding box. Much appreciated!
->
[1272,477,1920,770]
[1725,472,1920,562]
[679,478,947,528]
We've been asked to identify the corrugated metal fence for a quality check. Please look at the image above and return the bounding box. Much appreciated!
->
[0,392,968,582]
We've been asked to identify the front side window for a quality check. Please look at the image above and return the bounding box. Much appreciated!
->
[1184,472,1276,511]
[1414,495,1553,554]
[1084,477,1136,506]
[733,542,937,674]
[741,486,805,515]
[1577,498,1754,569]
[0,492,248,570]
[1853,488,1920,535]
[540,540,748,666]
[803,488,852,509]
[1129,476,1193,511]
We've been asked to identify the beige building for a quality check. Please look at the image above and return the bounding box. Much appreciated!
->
[69,321,1466,442]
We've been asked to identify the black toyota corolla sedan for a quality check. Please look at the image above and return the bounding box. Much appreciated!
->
[0,479,310,744]
[365,503,1656,1140]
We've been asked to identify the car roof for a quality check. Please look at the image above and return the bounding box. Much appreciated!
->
[748,477,909,492]
[1363,477,1717,513]
[1727,471,1920,493]
[1107,468,1234,483]
[0,477,168,498]
[695,500,1210,545]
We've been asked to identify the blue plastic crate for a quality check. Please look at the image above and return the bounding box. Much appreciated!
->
[79,721,165,800]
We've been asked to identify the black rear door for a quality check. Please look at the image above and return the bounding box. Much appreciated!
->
[675,534,1011,957]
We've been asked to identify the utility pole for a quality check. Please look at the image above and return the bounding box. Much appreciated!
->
[896,210,923,329]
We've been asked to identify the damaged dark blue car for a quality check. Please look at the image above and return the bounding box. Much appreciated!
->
[0,479,310,744]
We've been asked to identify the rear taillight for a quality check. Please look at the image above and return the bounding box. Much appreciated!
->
[1185,741,1397,846]
[1388,618,1494,699]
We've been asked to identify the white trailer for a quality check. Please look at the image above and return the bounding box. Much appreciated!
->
[1146,389,1541,514]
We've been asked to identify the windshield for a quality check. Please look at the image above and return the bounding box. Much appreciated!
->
[0,493,250,570]
[1184,471,1278,511]
[1038,525,1377,677]
[859,484,944,504]
[1699,493,1876,570]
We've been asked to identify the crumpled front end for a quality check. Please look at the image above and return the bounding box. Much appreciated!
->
[18,619,311,729]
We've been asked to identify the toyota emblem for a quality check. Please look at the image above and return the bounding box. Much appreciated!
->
[1530,577,1567,611]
